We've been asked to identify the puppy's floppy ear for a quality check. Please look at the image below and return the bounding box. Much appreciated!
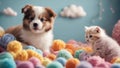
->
[45,7,56,18]
[22,5,32,13]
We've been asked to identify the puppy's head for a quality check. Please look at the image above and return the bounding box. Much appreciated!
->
[22,5,56,33]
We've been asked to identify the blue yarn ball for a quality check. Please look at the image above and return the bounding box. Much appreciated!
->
[23,46,36,51]
[76,61,93,68]
[36,49,43,56]
[57,49,73,60]
[46,61,63,68]
[0,33,15,49]
[55,57,67,66]
[0,52,16,68]
[111,63,120,68]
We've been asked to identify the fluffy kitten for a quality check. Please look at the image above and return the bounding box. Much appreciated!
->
[85,26,120,62]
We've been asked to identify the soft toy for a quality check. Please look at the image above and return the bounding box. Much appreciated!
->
[0,52,16,68]
[51,39,66,51]
[0,33,15,49]
[42,57,52,66]
[65,58,80,68]
[76,61,93,68]
[47,53,56,60]
[46,61,63,68]
[111,63,120,68]
[57,49,73,60]
[55,57,67,66]
[0,26,5,37]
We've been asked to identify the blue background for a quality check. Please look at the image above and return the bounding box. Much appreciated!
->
[0,0,120,42]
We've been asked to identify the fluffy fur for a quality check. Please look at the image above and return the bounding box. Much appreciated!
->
[5,5,56,53]
[85,26,120,62]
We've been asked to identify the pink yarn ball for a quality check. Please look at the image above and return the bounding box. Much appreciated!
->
[17,61,34,68]
[112,20,120,45]
[87,56,105,67]
[29,57,41,66]
[95,62,111,68]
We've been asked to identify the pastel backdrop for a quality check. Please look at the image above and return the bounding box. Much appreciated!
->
[0,0,120,42]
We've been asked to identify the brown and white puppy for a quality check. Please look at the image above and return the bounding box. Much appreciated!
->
[5,5,56,53]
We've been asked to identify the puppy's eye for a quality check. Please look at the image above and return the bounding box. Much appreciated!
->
[89,35,92,38]
[40,18,45,22]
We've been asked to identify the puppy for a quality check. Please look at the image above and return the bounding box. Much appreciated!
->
[5,5,56,53]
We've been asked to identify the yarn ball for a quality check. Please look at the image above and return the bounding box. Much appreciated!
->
[79,50,91,61]
[47,54,56,60]
[55,57,67,66]
[111,63,120,68]
[95,62,111,68]
[26,49,43,62]
[87,56,105,67]
[111,57,120,63]
[57,49,73,60]
[36,49,43,56]
[0,52,16,68]
[16,61,34,68]
[66,58,80,68]
[15,50,28,61]
[24,46,36,51]
[0,33,15,49]
[112,20,120,45]
[42,57,52,66]
[51,39,66,51]
[65,44,75,53]
[0,26,5,37]
[76,61,93,68]
[29,57,41,66]
[7,40,22,53]
[35,65,45,68]
[74,49,84,59]
[46,61,63,68]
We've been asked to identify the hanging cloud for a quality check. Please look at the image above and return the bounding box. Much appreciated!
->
[3,7,17,16]
[60,4,87,18]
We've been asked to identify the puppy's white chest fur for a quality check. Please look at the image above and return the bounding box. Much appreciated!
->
[21,29,53,52]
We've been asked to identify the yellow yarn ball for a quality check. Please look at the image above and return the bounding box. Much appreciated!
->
[15,50,28,61]
[7,40,22,53]
[26,49,43,62]
[42,57,52,66]
[51,39,66,51]
[0,26,5,37]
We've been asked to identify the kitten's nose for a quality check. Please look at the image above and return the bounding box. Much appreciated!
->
[33,23,38,27]
[87,40,89,42]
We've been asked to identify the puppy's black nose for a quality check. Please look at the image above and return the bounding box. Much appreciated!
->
[33,23,38,27]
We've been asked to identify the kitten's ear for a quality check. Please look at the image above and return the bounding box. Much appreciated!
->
[85,26,88,30]
[95,26,100,33]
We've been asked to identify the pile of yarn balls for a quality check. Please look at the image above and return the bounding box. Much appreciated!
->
[0,26,120,68]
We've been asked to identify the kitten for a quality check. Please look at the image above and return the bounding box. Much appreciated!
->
[85,26,120,62]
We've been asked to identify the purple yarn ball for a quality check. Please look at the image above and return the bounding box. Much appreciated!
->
[112,20,120,45]
[0,33,15,49]
[76,61,93,68]
[17,61,34,68]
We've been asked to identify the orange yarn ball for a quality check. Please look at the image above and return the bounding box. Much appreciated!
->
[51,40,66,51]
[66,58,80,68]
[7,40,22,53]
[15,50,28,61]
[47,54,56,60]
[66,48,74,55]
[26,49,43,62]
[83,46,93,53]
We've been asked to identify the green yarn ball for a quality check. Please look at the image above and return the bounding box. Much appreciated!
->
[57,49,73,60]
[74,50,84,59]
[46,61,63,68]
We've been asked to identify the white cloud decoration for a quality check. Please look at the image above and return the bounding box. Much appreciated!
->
[60,4,87,18]
[3,7,17,16]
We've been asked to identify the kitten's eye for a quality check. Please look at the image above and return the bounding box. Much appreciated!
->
[89,35,92,38]
[96,48,100,50]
